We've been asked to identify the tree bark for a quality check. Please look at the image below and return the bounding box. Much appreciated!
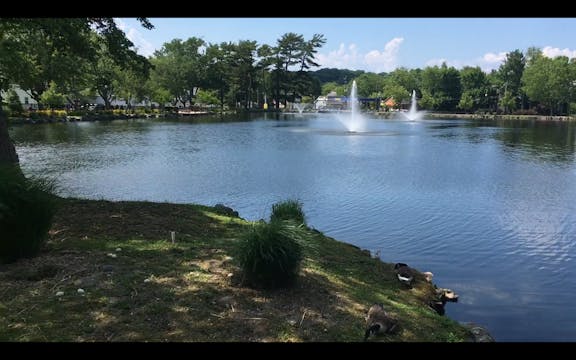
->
[0,111,20,166]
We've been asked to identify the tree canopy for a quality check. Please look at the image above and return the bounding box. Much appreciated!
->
[0,18,154,166]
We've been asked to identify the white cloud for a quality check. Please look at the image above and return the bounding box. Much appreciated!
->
[542,46,576,59]
[364,37,404,73]
[482,51,507,64]
[316,43,361,69]
[425,58,449,67]
[317,37,404,73]
[478,51,507,72]
[115,18,155,58]
[423,47,576,74]
[425,51,507,73]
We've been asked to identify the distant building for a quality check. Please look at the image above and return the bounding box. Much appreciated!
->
[315,91,383,111]
[1,84,39,110]
[314,91,349,110]
[314,95,327,110]
[93,96,156,108]
[382,97,396,108]
[2,84,159,110]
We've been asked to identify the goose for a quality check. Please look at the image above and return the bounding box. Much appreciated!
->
[429,288,460,315]
[437,288,459,302]
[429,300,446,315]
[394,263,414,286]
[364,303,398,341]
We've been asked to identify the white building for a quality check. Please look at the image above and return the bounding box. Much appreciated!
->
[1,84,39,110]
[314,91,348,111]
[2,84,156,110]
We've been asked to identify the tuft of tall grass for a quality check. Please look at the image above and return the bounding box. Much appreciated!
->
[236,220,302,289]
[270,199,306,226]
[0,166,58,264]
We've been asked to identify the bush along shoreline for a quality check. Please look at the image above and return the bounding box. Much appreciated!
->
[0,196,492,342]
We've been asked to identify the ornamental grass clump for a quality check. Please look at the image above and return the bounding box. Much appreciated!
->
[269,199,306,226]
[0,166,58,264]
[236,220,302,289]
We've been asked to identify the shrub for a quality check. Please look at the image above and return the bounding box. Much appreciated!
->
[270,199,306,225]
[0,166,58,264]
[236,221,302,289]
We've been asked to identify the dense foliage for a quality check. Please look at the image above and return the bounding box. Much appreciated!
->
[3,20,576,118]
[0,166,58,264]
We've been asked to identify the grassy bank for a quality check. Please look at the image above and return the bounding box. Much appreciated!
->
[0,198,472,342]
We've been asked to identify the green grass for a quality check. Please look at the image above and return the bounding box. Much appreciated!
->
[0,197,472,342]
[270,199,306,225]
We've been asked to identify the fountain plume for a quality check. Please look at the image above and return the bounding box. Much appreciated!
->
[339,80,366,132]
[403,90,424,121]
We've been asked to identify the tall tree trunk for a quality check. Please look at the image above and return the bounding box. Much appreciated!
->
[275,72,281,110]
[0,104,20,166]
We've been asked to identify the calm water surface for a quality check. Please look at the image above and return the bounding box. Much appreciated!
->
[10,114,576,341]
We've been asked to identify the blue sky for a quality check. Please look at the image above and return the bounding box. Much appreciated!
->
[117,18,576,73]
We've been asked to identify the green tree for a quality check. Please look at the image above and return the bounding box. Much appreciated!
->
[382,81,409,107]
[498,90,517,114]
[115,67,148,110]
[88,34,123,109]
[321,82,347,96]
[458,92,475,112]
[0,18,153,167]
[229,40,259,109]
[522,49,576,115]
[497,49,525,111]
[151,37,206,108]
[39,81,66,109]
[389,67,420,95]
[459,66,489,112]
[271,33,304,109]
[298,34,326,71]
[196,89,219,107]
[255,44,275,108]
[268,33,326,109]
[144,76,172,111]
[355,73,386,97]
[91,58,119,109]
[420,63,461,111]
[310,68,365,84]
[204,42,233,110]
[5,23,87,105]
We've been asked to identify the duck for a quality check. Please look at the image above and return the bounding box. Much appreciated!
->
[394,263,414,286]
[364,303,398,341]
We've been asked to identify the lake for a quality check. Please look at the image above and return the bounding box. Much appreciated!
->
[9,113,576,341]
